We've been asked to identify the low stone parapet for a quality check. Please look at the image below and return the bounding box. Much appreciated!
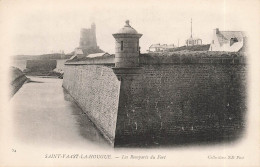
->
[10,67,28,97]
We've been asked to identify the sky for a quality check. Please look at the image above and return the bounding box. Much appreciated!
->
[0,0,258,56]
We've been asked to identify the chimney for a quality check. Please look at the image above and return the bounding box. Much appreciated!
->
[230,37,238,46]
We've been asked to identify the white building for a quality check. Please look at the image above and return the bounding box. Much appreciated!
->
[185,37,202,46]
[148,44,175,52]
[209,28,246,52]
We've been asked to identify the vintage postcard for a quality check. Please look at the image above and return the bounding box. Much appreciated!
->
[0,0,259,166]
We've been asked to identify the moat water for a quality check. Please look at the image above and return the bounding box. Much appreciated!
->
[10,76,110,149]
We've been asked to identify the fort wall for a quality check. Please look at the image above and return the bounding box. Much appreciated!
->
[12,59,68,72]
[62,63,120,144]
[10,67,28,97]
[62,52,246,146]
[26,60,57,71]
[115,58,246,146]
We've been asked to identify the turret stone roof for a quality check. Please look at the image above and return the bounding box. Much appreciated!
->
[116,20,138,34]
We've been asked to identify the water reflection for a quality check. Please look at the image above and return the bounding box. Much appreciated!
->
[11,76,110,149]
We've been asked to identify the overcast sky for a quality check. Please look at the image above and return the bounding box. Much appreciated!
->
[0,0,258,56]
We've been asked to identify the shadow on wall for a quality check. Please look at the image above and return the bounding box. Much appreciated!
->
[63,89,111,146]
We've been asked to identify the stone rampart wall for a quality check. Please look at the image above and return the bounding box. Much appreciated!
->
[10,67,28,97]
[62,64,120,144]
[115,63,246,146]
[63,52,247,146]
[26,60,57,71]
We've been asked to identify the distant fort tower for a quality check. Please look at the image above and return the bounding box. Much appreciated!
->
[79,23,98,50]
[112,20,142,68]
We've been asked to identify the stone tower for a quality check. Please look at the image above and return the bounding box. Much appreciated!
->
[79,23,98,50]
[112,20,142,68]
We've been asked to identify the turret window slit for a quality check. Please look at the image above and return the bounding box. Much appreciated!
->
[121,41,123,51]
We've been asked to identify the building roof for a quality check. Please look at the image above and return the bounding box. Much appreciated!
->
[149,44,175,49]
[116,20,138,34]
[164,44,175,49]
[69,48,84,60]
[69,55,77,60]
[150,44,165,48]
[216,31,246,46]
[186,37,202,41]
[87,52,110,58]
[74,48,84,55]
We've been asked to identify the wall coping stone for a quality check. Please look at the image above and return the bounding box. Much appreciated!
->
[65,51,246,66]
